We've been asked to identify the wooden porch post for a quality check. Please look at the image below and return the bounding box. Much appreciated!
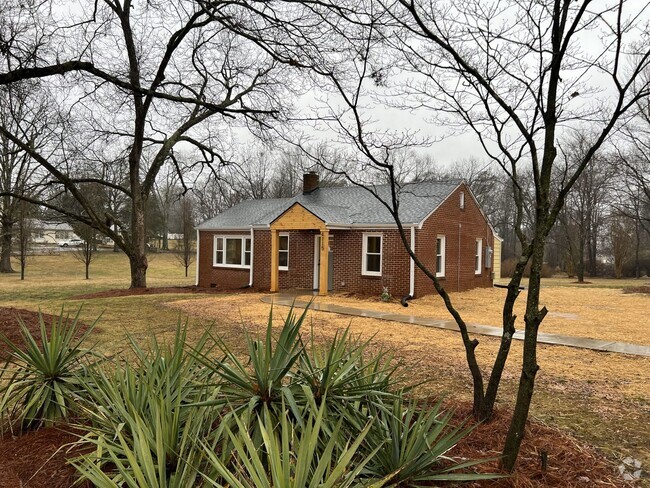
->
[270,229,279,292]
[318,229,329,296]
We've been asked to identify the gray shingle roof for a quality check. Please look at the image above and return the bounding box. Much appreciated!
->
[197,180,462,230]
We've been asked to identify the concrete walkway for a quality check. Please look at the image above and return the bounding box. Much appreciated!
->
[260,294,650,358]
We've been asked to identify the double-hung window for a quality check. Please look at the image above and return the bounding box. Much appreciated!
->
[436,235,446,278]
[214,236,252,268]
[362,233,382,276]
[475,238,482,275]
[279,233,289,270]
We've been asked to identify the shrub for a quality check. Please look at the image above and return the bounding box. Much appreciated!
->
[0,308,98,431]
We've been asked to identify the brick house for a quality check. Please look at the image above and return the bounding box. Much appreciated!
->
[196,174,499,297]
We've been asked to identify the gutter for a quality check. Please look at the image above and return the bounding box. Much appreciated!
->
[248,227,254,287]
[409,225,415,297]
[194,228,200,286]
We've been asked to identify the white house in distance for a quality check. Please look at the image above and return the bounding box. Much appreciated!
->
[30,220,80,245]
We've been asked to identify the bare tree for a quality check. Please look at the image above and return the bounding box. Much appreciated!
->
[609,211,635,279]
[0,82,49,273]
[173,196,195,278]
[558,136,612,281]
[0,0,295,288]
[70,223,99,280]
[152,167,180,251]
[276,0,650,470]
[16,198,33,280]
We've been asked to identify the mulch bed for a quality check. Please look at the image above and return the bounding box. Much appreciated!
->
[450,404,629,487]
[623,285,650,295]
[0,307,94,361]
[0,306,628,487]
[70,285,255,300]
[0,426,90,488]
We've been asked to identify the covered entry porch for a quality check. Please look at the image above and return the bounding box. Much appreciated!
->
[269,203,331,296]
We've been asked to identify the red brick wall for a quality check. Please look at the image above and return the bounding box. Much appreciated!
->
[197,230,250,289]
[330,229,411,297]
[414,183,494,295]
[253,230,318,291]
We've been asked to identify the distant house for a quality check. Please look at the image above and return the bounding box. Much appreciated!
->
[30,220,79,245]
[196,174,499,297]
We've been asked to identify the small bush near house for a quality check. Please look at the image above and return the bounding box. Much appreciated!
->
[380,286,392,302]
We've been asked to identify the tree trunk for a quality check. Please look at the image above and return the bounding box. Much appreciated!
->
[129,191,148,288]
[635,222,640,279]
[478,254,529,421]
[576,235,585,282]
[0,217,14,273]
[501,237,548,471]
[162,221,168,251]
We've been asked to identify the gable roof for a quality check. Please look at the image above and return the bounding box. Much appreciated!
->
[197,180,463,230]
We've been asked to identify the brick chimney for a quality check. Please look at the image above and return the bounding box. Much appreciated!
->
[303,171,319,194]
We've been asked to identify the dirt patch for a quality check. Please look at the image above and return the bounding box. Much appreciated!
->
[70,285,254,300]
[0,308,94,361]
[623,286,650,295]
[0,425,89,488]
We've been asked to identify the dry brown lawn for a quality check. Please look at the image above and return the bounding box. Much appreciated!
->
[304,284,650,345]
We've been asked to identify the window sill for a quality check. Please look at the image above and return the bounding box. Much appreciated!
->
[213,264,251,270]
[362,273,382,278]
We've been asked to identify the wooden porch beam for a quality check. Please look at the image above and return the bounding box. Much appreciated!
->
[270,229,279,292]
[318,229,329,296]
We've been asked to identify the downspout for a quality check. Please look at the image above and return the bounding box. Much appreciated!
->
[248,227,254,287]
[409,225,415,297]
[457,223,461,292]
[194,229,200,286]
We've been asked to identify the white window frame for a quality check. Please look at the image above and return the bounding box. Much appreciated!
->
[362,233,382,277]
[460,191,465,209]
[213,235,252,269]
[278,233,289,271]
[436,235,446,278]
[475,238,482,275]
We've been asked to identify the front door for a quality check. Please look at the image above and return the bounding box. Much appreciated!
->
[313,235,334,291]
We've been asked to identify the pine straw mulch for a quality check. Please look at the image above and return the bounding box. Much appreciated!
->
[70,285,255,300]
[0,404,627,488]
[449,404,630,487]
[0,307,94,361]
[0,425,90,488]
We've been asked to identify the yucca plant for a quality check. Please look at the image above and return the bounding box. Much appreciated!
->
[203,399,384,488]
[297,327,398,406]
[0,308,98,430]
[73,386,221,488]
[362,396,499,486]
[73,321,222,486]
[202,306,307,426]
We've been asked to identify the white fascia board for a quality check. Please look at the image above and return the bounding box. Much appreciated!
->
[198,227,252,232]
